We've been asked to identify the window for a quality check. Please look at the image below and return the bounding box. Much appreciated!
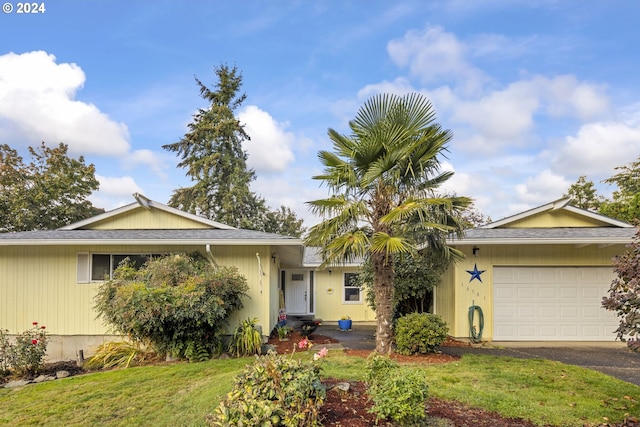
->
[343,272,361,303]
[77,253,164,282]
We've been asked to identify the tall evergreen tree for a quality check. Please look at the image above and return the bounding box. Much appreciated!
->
[163,65,266,229]
[0,142,102,232]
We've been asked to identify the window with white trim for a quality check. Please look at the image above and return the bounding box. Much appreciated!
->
[343,272,361,304]
[77,253,164,283]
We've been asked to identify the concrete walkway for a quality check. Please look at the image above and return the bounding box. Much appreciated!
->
[315,324,640,386]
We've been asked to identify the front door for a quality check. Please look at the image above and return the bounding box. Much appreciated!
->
[285,270,308,314]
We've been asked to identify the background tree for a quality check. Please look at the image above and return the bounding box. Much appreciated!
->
[563,175,603,211]
[0,142,102,233]
[164,64,306,236]
[599,156,640,223]
[360,249,450,317]
[459,201,492,228]
[602,223,640,351]
[305,93,471,354]
[260,205,307,237]
[163,64,266,229]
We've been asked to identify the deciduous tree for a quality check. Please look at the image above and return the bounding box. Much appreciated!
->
[602,223,640,351]
[0,142,102,232]
[563,175,603,211]
[599,156,640,223]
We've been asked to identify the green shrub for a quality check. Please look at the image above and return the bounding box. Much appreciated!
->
[208,351,326,426]
[395,312,448,355]
[228,318,263,358]
[94,253,249,359]
[366,354,429,426]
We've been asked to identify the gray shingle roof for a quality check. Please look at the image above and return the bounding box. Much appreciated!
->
[449,227,636,245]
[0,229,301,245]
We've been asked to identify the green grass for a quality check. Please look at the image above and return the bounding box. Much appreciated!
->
[0,352,638,426]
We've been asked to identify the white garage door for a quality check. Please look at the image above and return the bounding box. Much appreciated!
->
[493,267,620,341]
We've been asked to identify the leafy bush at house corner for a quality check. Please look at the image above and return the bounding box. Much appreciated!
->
[94,252,249,359]
[365,353,429,426]
[207,351,326,427]
[602,223,640,350]
[0,322,48,376]
[395,312,449,355]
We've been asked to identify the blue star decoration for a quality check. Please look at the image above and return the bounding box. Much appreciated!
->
[466,263,486,283]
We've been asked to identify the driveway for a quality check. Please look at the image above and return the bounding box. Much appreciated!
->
[316,325,640,386]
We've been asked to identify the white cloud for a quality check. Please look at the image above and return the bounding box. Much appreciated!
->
[357,77,416,99]
[123,149,170,179]
[0,51,130,156]
[90,175,144,210]
[387,25,488,94]
[551,121,640,176]
[541,75,609,120]
[515,169,571,204]
[239,105,295,174]
[453,80,539,145]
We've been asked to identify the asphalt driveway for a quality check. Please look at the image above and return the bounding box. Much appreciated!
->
[316,325,640,386]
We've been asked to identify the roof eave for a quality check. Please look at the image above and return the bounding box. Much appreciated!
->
[0,238,303,246]
[448,238,632,246]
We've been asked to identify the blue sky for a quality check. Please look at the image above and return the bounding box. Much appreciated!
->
[1,1,640,226]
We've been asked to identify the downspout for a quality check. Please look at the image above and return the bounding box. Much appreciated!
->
[256,253,265,294]
[205,244,217,267]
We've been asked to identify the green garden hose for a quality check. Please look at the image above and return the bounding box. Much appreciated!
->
[468,305,484,343]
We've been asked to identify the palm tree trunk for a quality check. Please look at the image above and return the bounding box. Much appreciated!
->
[372,252,394,354]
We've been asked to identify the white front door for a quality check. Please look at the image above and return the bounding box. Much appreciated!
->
[285,270,308,314]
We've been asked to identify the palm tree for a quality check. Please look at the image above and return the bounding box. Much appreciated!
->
[305,93,471,354]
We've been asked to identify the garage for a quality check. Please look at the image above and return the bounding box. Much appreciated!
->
[493,266,620,341]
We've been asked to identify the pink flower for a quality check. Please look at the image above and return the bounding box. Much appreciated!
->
[31,339,38,345]
[297,338,309,349]
[314,347,329,360]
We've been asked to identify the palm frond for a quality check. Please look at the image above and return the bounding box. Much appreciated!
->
[370,232,413,256]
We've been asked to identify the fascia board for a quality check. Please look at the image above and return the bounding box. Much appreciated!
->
[0,239,303,246]
[447,237,632,246]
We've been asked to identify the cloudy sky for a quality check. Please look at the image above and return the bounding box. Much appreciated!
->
[1,1,639,226]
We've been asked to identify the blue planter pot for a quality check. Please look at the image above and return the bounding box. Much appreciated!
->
[338,319,352,330]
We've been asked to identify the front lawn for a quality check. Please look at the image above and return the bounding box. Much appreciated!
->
[0,352,638,426]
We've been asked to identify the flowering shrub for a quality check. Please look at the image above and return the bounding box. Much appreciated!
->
[0,322,49,376]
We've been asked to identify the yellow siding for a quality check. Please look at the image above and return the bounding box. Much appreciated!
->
[435,266,456,330]
[86,208,211,229]
[0,244,276,336]
[314,268,375,322]
[446,244,623,340]
[505,210,611,228]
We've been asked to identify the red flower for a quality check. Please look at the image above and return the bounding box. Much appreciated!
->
[40,326,46,329]
[32,322,38,326]
[31,339,38,345]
